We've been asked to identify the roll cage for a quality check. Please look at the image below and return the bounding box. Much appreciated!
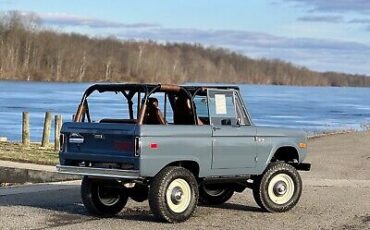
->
[73,83,244,125]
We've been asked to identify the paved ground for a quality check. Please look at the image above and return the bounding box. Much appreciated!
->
[0,131,369,229]
[0,179,369,230]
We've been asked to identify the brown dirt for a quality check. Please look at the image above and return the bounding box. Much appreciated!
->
[305,131,370,180]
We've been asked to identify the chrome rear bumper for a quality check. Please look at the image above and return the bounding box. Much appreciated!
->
[56,165,141,179]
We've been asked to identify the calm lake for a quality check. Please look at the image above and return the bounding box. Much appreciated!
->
[0,81,370,141]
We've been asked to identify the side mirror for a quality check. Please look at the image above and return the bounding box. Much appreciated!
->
[231,118,241,127]
[221,119,231,126]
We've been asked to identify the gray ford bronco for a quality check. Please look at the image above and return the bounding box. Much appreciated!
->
[57,83,311,223]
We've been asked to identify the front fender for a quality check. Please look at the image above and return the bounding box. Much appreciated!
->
[266,142,301,164]
[255,137,306,175]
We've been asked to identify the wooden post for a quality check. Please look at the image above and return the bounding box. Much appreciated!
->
[22,112,30,146]
[54,115,62,151]
[41,112,52,147]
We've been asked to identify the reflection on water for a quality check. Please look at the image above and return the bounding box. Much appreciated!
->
[0,81,369,141]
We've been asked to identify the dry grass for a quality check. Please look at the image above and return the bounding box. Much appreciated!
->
[0,142,58,165]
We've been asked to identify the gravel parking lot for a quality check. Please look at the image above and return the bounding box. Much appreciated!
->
[0,132,369,230]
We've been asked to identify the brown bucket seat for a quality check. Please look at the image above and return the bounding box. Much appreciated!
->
[174,97,203,125]
[143,97,166,124]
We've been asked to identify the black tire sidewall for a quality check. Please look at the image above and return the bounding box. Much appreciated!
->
[252,177,264,208]
[128,183,149,202]
[81,177,128,217]
[199,185,234,205]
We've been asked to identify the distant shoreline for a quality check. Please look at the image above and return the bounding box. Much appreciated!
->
[1,79,369,88]
[1,13,370,87]
[307,129,368,139]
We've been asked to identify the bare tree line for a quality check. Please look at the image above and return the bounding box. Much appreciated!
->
[1,11,370,87]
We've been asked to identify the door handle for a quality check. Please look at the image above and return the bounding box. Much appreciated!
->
[255,136,265,143]
[212,126,221,131]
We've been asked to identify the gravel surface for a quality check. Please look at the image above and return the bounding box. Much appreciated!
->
[0,131,369,229]
[305,131,370,180]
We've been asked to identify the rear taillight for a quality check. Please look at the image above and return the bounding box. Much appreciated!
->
[135,137,141,157]
[60,134,65,151]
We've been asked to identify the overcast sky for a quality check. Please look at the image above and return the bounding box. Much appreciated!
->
[2,0,370,75]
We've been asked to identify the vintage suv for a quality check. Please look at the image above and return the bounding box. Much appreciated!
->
[57,83,310,223]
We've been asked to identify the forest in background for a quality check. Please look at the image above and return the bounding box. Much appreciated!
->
[1,11,370,87]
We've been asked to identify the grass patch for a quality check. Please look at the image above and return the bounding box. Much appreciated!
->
[0,142,58,165]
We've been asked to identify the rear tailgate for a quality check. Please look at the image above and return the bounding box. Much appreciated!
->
[59,122,139,170]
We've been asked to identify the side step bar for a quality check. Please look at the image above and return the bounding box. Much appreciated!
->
[56,165,141,179]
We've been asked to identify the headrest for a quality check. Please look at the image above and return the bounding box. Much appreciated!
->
[175,97,191,109]
[147,97,159,107]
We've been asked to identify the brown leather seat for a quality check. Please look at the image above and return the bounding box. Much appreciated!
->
[143,97,166,124]
[174,97,203,125]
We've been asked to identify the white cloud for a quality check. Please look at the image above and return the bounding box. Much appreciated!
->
[116,28,370,75]
[27,12,160,29]
[284,0,370,14]
[9,10,370,75]
[297,15,344,23]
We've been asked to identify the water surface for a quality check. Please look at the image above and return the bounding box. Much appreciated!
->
[0,81,369,141]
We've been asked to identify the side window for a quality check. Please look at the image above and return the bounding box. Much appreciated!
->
[235,93,250,126]
[164,94,174,123]
[87,92,131,122]
[143,92,173,124]
[194,96,208,117]
[208,90,237,126]
[194,95,210,125]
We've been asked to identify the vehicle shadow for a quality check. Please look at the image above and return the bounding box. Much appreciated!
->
[113,203,263,223]
[0,184,85,215]
[199,202,262,213]
[0,184,263,225]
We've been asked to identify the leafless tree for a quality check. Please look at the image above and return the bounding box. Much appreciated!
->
[0,11,369,87]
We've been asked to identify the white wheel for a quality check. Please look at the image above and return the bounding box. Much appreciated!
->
[149,166,199,222]
[253,162,302,212]
[267,173,295,205]
[166,178,192,213]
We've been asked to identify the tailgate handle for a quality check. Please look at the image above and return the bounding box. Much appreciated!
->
[93,134,104,139]
[69,133,84,144]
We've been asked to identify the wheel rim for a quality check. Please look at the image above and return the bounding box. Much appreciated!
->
[267,173,295,205]
[166,178,192,213]
[97,186,121,206]
[202,185,226,197]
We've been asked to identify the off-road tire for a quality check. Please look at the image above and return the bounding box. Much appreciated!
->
[81,176,128,217]
[253,162,302,212]
[128,183,149,202]
[149,166,199,223]
[252,178,264,209]
[199,184,234,205]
